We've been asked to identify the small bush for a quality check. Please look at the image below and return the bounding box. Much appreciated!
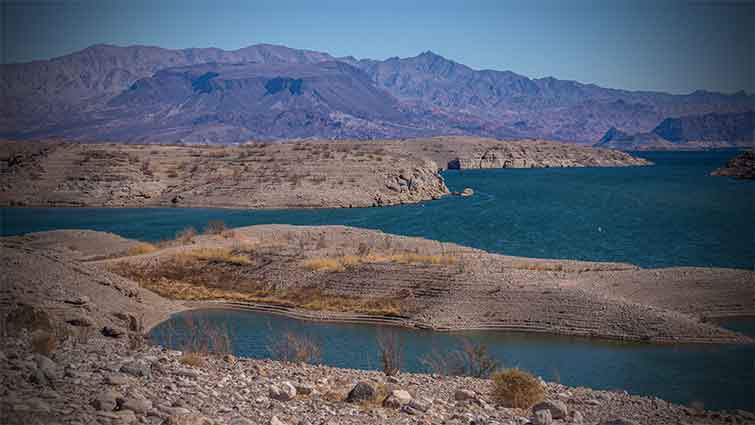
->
[175,227,197,244]
[420,339,498,378]
[127,243,157,256]
[204,220,227,235]
[491,369,544,408]
[303,257,344,272]
[179,352,206,368]
[377,330,402,376]
[31,331,57,356]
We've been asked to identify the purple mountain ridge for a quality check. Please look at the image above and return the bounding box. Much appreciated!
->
[1,43,753,145]
[595,111,754,150]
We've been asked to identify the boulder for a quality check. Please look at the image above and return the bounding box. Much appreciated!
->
[66,315,94,327]
[120,361,151,378]
[533,399,568,419]
[92,391,120,411]
[346,381,376,403]
[102,325,126,338]
[118,396,153,414]
[534,409,552,425]
[454,389,476,401]
[269,382,297,401]
[406,397,432,413]
[383,389,412,408]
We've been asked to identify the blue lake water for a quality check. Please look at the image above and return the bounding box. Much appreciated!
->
[3,150,753,410]
[1,151,752,269]
[151,309,755,412]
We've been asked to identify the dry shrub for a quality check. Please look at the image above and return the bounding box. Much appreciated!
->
[302,252,456,272]
[303,257,344,272]
[491,369,544,408]
[179,352,206,368]
[127,243,157,256]
[175,227,197,244]
[174,247,253,266]
[420,339,498,378]
[377,330,402,376]
[164,316,232,367]
[31,330,57,356]
[204,220,227,235]
[268,331,321,364]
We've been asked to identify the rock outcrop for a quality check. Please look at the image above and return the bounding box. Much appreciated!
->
[711,151,754,179]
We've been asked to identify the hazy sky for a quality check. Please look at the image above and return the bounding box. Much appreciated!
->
[1,0,752,94]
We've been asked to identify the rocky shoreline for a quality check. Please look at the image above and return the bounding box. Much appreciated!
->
[2,225,755,424]
[0,137,651,209]
[711,151,754,180]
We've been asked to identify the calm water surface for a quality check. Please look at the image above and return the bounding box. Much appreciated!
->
[151,309,755,412]
[1,151,752,268]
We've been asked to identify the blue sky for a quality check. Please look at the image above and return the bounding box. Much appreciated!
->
[1,0,752,94]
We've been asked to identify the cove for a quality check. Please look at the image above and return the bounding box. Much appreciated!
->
[150,309,755,412]
[1,151,752,269]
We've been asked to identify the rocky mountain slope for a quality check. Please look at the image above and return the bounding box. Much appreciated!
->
[2,44,753,143]
[0,137,649,208]
[595,111,753,150]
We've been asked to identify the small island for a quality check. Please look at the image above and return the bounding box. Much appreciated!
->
[711,151,754,180]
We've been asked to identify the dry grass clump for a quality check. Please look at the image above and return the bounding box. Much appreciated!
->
[303,257,345,272]
[303,252,456,272]
[421,339,498,378]
[175,227,197,244]
[126,243,157,256]
[30,330,57,356]
[490,369,544,408]
[204,220,227,235]
[179,352,206,368]
[174,247,253,266]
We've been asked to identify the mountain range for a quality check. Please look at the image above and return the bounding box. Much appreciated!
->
[596,111,753,150]
[1,43,753,145]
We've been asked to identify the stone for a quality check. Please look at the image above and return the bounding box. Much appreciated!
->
[163,414,214,425]
[29,368,49,386]
[294,383,314,395]
[383,389,412,409]
[229,418,254,425]
[174,368,200,378]
[407,397,432,412]
[120,361,151,378]
[534,409,552,425]
[572,410,584,425]
[65,296,90,305]
[119,397,153,414]
[92,391,120,411]
[454,389,476,401]
[106,374,130,385]
[66,315,94,327]
[270,417,287,425]
[269,382,297,401]
[532,400,568,419]
[600,420,640,425]
[102,326,126,338]
[346,381,377,403]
